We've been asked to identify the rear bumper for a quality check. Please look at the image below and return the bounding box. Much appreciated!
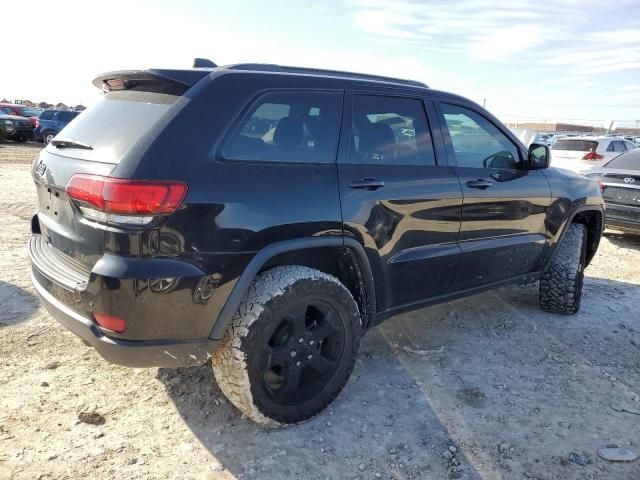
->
[605,202,640,234]
[31,270,218,367]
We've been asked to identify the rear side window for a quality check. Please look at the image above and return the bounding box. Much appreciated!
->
[349,95,435,166]
[57,111,73,122]
[39,110,55,120]
[552,140,598,152]
[605,150,640,170]
[223,91,342,163]
[48,90,183,163]
[606,141,627,152]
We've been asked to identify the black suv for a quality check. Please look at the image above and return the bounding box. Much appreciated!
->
[0,112,34,142]
[28,61,604,426]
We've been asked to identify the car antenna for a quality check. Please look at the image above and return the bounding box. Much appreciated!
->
[193,58,217,68]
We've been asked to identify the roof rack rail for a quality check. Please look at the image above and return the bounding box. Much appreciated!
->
[224,63,428,88]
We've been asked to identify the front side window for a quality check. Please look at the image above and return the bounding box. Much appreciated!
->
[39,110,55,120]
[224,91,342,163]
[440,103,520,169]
[348,95,435,165]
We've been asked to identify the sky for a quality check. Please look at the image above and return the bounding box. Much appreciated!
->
[2,0,639,128]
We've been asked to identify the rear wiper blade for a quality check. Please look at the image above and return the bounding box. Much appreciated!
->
[51,138,93,150]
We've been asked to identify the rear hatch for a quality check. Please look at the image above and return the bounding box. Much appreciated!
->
[601,170,640,208]
[551,139,601,173]
[31,69,207,272]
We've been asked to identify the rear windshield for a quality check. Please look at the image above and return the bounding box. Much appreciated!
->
[551,139,598,152]
[47,90,184,163]
[605,150,640,170]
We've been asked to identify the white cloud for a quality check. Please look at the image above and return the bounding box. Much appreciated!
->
[348,0,640,76]
[470,24,542,61]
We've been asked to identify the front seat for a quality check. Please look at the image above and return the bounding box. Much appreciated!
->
[273,117,304,148]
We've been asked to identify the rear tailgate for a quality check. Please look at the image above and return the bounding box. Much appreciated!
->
[30,69,206,272]
[32,151,114,269]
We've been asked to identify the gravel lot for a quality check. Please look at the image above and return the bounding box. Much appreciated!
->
[1,143,639,480]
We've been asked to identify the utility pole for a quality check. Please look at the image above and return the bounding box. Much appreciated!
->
[483,98,486,108]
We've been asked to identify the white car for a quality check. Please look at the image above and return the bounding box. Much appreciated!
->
[550,136,637,175]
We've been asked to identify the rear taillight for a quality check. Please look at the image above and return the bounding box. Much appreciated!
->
[595,179,606,191]
[582,151,604,160]
[33,118,39,128]
[93,312,126,333]
[65,174,187,226]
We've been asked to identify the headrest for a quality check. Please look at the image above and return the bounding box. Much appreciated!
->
[273,117,303,147]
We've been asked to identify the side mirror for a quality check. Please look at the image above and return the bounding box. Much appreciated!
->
[528,143,550,169]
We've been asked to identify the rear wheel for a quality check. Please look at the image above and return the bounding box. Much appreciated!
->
[539,223,587,314]
[212,266,362,426]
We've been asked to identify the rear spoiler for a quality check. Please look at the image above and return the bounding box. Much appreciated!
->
[92,68,212,93]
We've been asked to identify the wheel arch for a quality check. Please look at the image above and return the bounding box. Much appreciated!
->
[546,206,603,270]
[208,237,377,340]
[571,208,603,266]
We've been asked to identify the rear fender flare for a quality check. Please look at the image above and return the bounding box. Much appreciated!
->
[208,237,376,340]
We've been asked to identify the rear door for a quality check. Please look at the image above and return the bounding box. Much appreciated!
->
[338,91,462,310]
[433,100,551,290]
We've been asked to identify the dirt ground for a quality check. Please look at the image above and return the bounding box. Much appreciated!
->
[1,142,639,480]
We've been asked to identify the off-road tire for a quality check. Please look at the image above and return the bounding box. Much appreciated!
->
[212,266,362,427]
[539,223,587,314]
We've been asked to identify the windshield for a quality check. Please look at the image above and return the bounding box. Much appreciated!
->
[551,139,598,152]
[48,90,184,163]
[20,107,41,117]
[605,150,640,170]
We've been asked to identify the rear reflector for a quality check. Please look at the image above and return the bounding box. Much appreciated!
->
[582,151,604,160]
[66,174,187,215]
[93,312,126,333]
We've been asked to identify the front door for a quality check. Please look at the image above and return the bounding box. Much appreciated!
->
[434,100,551,291]
[338,92,462,310]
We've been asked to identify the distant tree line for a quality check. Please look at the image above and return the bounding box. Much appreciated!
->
[0,98,86,111]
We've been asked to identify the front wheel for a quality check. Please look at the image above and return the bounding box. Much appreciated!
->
[212,266,362,426]
[44,131,56,144]
[539,223,587,314]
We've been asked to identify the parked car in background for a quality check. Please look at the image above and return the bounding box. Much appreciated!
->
[551,136,637,175]
[509,128,547,147]
[0,103,41,128]
[0,111,34,142]
[587,149,640,235]
[35,109,82,144]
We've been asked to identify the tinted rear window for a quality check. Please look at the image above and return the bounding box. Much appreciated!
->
[551,140,598,152]
[57,111,74,122]
[48,90,183,163]
[605,150,640,170]
[39,110,55,120]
